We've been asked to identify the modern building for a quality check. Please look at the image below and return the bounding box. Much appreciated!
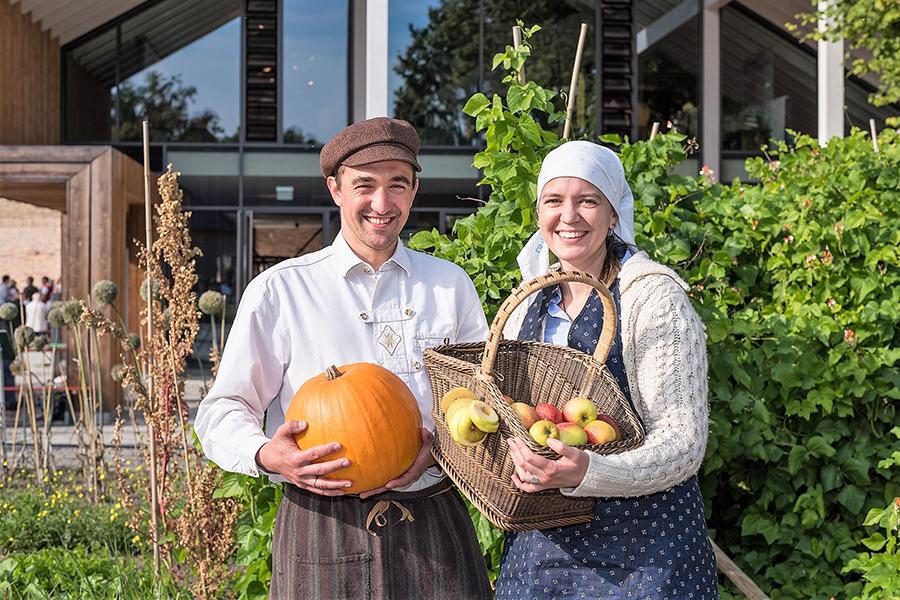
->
[1,0,896,382]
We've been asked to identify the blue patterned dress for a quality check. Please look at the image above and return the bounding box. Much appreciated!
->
[494,280,719,600]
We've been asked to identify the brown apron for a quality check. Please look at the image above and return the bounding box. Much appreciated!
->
[270,478,492,600]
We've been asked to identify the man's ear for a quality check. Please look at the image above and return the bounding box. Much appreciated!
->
[326,176,341,207]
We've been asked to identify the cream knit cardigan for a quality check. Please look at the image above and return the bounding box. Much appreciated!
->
[502,251,710,498]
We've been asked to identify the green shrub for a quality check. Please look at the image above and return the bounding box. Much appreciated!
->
[0,546,188,599]
[0,481,139,554]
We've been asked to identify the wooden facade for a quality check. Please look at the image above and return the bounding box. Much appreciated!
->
[0,146,147,409]
[0,0,60,145]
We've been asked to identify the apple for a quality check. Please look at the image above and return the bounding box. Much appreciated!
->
[501,394,514,406]
[510,402,539,429]
[557,422,588,446]
[448,407,487,447]
[595,413,622,439]
[528,419,559,447]
[470,400,499,433]
[584,417,620,445]
[440,386,477,414]
[445,397,475,423]
[535,403,563,424]
[562,396,598,426]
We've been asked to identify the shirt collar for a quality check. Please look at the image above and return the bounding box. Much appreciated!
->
[332,230,412,277]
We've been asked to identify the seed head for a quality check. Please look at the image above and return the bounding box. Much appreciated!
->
[92,280,119,306]
[140,279,161,302]
[0,303,17,321]
[48,305,67,328]
[198,290,225,316]
[61,301,83,325]
[14,325,35,349]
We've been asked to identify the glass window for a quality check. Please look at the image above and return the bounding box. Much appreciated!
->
[720,5,816,151]
[637,15,698,140]
[483,1,597,138]
[64,28,117,142]
[242,150,330,207]
[188,210,237,378]
[845,79,898,136]
[167,150,240,207]
[282,0,349,144]
[117,0,241,143]
[389,0,481,146]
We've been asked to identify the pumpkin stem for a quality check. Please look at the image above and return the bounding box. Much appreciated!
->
[325,365,342,380]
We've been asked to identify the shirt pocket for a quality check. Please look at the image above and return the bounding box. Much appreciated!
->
[401,329,453,375]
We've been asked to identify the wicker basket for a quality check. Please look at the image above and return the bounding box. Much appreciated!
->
[424,270,645,531]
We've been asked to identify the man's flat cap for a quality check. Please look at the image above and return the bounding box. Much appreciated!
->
[320,117,422,178]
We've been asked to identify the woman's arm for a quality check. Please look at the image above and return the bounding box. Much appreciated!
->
[561,275,709,498]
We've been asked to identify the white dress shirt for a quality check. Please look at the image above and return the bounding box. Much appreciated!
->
[194,231,488,492]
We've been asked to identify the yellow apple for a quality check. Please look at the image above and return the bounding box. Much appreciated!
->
[445,397,475,423]
[562,396,598,426]
[469,400,499,433]
[528,419,559,447]
[584,417,620,444]
[448,406,488,447]
[440,386,477,414]
[557,422,588,446]
[510,402,539,429]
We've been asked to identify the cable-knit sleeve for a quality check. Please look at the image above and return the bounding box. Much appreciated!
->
[561,276,709,498]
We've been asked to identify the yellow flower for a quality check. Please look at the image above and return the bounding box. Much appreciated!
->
[131,535,141,544]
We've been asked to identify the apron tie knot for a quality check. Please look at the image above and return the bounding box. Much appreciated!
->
[365,500,415,535]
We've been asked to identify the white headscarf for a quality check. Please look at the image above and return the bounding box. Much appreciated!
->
[517,140,636,281]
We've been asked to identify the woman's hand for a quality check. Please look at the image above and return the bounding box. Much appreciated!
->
[507,436,589,492]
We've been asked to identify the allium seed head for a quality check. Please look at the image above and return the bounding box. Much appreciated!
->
[110,363,125,383]
[14,325,35,349]
[92,280,119,306]
[61,301,83,325]
[140,279,161,302]
[0,303,18,321]
[47,305,67,328]
[198,290,225,316]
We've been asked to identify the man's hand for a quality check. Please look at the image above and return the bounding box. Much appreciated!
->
[359,428,436,499]
[506,436,589,493]
[255,420,352,496]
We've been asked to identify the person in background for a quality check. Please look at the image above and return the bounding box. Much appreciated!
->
[6,280,19,303]
[0,276,9,306]
[26,292,50,335]
[195,117,492,599]
[495,141,719,599]
[22,277,38,304]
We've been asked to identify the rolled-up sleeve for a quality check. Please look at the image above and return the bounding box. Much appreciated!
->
[194,279,288,477]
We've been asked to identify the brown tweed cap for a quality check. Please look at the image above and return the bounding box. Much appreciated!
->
[320,117,422,178]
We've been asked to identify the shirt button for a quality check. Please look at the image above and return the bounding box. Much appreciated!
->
[404,308,415,317]
[249,468,258,477]
[413,360,422,370]
[363,266,373,274]
[359,312,369,321]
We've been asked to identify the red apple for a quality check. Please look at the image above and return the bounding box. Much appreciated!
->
[535,403,563,424]
[562,396,598,426]
[510,402,538,429]
[528,420,559,447]
[584,417,620,445]
[595,413,622,439]
[557,422,588,446]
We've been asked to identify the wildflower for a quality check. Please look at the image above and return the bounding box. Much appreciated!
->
[199,290,225,316]
[751,220,759,230]
[61,301,83,325]
[805,254,817,267]
[826,298,837,309]
[784,235,795,244]
[783,223,792,231]
[13,325,35,350]
[802,198,812,207]
[91,280,119,306]
[820,248,833,265]
[833,222,844,235]
[0,303,17,321]
[127,333,141,350]
[139,278,161,302]
[132,534,141,544]
[843,328,856,344]
[699,165,716,185]
[110,363,126,383]
[768,160,780,172]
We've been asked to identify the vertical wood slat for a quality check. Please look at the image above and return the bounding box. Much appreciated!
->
[0,0,60,145]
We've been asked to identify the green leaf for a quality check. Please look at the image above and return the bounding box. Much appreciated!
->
[807,435,837,457]
[462,93,491,117]
[836,484,866,515]
[860,532,886,551]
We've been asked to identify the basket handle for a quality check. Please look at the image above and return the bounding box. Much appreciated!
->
[479,270,617,379]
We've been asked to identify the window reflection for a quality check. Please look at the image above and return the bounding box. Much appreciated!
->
[638,17,698,140]
[282,0,349,144]
[720,5,816,151]
[116,0,241,142]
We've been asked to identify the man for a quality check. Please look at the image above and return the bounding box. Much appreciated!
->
[21,277,38,304]
[0,276,9,305]
[195,117,492,599]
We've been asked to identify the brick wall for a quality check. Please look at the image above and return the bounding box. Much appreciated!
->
[0,197,62,290]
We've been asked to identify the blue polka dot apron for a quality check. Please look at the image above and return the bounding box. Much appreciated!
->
[495,281,719,599]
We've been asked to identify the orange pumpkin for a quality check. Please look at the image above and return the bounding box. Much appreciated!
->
[285,363,422,494]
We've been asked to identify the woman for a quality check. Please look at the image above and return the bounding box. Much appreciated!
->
[495,141,719,599]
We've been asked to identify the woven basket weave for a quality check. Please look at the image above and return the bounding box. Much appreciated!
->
[424,270,645,531]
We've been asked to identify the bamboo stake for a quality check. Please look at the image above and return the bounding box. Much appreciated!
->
[512,26,526,84]
[142,120,161,577]
[712,539,770,600]
[869,118,879,153]
[563,23,589,140]
[650,121,660,140]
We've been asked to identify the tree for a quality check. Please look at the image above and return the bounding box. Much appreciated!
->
[392,0,596,145]
[793,0,900,107]
[117,71,237,142]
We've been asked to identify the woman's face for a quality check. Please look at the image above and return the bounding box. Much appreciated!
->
[538,176,617,269]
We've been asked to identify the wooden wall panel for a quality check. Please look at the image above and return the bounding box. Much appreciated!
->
[0,0,60,145]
